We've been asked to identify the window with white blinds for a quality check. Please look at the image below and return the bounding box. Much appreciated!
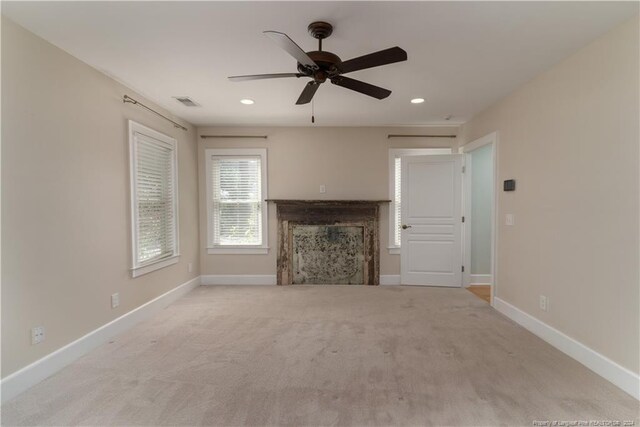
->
[394,157,402,247]
[129,121,179,276]
[389,148,452,251]
[206,148,268,253]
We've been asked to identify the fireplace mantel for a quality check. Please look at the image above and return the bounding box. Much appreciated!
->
[268,200,388,286]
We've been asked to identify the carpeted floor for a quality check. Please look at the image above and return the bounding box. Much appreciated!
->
[2,285,638,426]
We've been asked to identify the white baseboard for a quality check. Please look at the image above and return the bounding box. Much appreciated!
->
[470,274,492,285]
[380,275,401,285]
[493,297,640,400]
[0,276,201,404]
[200,275,276,285]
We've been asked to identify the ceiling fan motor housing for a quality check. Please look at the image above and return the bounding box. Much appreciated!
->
[298,22,341,82]
[297,50,342,81]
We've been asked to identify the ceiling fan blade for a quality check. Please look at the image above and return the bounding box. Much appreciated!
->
[296,81,320,105]
[331,76,391,100]
[338,47,407,74]
[228,73,304,82]
[264,31,318,68]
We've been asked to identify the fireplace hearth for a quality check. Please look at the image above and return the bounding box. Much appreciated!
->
[266,200,389,285]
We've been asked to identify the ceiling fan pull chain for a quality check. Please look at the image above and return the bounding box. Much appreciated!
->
[311,99,315,124]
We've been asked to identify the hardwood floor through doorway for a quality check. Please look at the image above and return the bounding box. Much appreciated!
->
[467,284,491,303]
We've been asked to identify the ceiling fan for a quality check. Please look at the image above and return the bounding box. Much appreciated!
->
[228,21,408,105]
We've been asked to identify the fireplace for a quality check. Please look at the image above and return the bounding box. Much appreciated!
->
[292,225,365,284]
[266,200,389,285]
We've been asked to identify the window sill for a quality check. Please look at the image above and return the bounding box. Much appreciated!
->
[388,247,401,255]
[131,255,179,278]
[207,247,269,255]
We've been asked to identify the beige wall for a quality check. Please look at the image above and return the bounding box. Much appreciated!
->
[459,16,639,373]
[1,18,200,377]
[197,127,457,277]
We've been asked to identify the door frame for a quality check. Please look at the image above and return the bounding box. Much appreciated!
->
[460,132,498,306]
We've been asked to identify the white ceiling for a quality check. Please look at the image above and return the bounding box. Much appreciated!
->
[3,1,638,127]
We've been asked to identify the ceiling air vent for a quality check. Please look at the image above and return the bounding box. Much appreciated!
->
[173,96,200,107]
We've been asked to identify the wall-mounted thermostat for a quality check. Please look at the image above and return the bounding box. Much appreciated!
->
[504,179,516,191]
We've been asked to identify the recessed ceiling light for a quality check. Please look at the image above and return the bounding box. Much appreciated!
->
[410,98,425,104]
[240,98,254,105]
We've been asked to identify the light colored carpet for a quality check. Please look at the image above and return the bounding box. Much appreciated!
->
[2,285,638,426]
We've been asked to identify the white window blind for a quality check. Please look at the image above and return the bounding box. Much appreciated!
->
[211,156,263,246]
[394,157,402,247]
[129,121,178,276]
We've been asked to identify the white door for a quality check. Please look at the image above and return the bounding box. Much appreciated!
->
[400,154,463,286]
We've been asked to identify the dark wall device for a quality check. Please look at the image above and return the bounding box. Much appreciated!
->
[503,179,516,191]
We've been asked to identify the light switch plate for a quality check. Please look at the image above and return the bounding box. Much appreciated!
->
[506,214,514,226]
[319,185,326,194]
[111,293,120,309]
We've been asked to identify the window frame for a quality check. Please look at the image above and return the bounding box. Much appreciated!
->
[388,148,452,254]
[129,120,180,277]
[205,148,269,255]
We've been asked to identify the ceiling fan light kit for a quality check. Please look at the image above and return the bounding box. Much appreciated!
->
[228,21,408,107]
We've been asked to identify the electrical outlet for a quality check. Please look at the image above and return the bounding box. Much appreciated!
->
[539,295,548,312]
[506,214,514,226]
[111,293,120,309]
[319,184,326,194]
[31,326,45,345]
[188,262,193,273]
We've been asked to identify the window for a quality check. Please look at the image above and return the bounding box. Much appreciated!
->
[129,121,179,277]
[388,148,452,253]
[205,148,268,254]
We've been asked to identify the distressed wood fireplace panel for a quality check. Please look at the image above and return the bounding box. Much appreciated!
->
[267,200,389,286]
[291,224,365,285]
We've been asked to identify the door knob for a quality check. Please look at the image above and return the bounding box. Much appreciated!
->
[402,224,412,229]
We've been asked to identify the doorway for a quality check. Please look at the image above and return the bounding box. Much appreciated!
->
[461,132,497,305]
